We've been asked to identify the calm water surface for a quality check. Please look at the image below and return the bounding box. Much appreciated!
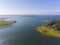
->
[0,15,60,45]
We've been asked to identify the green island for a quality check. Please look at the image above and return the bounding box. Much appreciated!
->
[0,24,13,28]
[36,19,60,38]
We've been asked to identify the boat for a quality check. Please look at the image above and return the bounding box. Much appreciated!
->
[0,18,16,28]
[36,19,60,38]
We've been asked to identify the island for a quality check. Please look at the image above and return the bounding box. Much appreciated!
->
[0,19,16,28]
[36,19,60,38]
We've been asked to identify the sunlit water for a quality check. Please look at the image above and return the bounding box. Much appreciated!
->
[0,15,60,45]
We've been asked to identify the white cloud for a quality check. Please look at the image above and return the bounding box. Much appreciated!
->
[0,9,60,15]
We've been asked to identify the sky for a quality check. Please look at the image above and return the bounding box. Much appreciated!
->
[0,0,60,15]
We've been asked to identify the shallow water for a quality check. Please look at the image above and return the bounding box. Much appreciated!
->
[0,15,60,45]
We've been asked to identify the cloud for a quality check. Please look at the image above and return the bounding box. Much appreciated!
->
[0,9,60,15]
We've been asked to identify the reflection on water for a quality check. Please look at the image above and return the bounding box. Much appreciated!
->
[0,15,60,45]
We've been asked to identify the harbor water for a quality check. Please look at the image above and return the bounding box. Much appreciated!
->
[0,15,60,45]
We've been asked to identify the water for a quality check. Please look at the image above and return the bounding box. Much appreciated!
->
[0,15,60,45]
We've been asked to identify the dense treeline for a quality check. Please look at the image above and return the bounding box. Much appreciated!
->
[45,20,60,30]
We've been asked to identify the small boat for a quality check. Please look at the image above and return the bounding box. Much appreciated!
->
[0,18,16,28]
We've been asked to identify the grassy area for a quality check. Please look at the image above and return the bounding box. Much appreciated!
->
[0,24,13,28]
[36,26,60,38]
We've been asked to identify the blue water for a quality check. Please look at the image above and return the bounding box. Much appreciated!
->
[0,15,60,45]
